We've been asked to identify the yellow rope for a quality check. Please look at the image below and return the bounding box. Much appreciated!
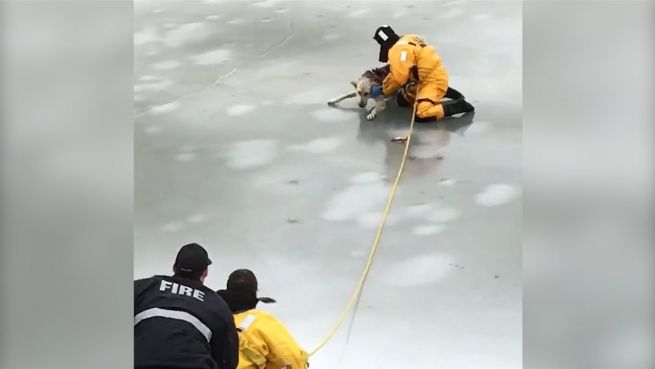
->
[309,101,419,356]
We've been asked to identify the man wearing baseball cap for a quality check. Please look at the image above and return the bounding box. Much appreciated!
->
[217,269,308,369]
[135,243,239,369]
[371,25,475,120]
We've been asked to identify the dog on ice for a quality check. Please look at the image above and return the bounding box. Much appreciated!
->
[328,65,413,121]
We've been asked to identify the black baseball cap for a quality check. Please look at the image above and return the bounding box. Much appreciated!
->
[373,25,400,63]
[174,243,212,274]
[226,269,276,304]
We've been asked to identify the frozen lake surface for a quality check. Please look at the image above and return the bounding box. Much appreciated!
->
[135,1,522,367]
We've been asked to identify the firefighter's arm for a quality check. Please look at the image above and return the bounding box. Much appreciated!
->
[258,316,309,369]
[382,46,414,96]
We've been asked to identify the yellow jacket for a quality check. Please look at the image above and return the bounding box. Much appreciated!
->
[382,34,449,102]
[234,309,308,369]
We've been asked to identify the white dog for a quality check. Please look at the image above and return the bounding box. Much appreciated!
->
[327,66,391,120]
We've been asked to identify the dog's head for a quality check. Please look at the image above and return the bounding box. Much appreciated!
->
[351,77,374,108]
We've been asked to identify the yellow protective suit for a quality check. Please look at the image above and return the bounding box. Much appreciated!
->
[234,309,308,369]
[382,34,449,119]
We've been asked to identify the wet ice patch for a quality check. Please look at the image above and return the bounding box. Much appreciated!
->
[224,139,278,169]
[150,101,180,115]
[347,9,370,18]
[287,137,343,154]
[412,224,446,236]
[322,34,341,41]
[261,17,273,22]
[206,15,221,20]
[475,184,520,207]
[311,108,356,123]
[153,60,181,70]
[274,8,289,14]
[384,253,453,287]
[139,75,158,82]
[226,104,255,116]
[427,208,460,223]
[323,182,387,222]
[191,48,232,65]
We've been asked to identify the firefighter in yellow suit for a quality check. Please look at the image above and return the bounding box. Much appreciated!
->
[371,25,475,120]
[217,270,309,369]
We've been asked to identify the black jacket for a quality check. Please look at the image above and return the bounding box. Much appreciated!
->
[134,275,238,369]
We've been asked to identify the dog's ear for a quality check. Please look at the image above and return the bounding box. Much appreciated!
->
[350,81,357,88]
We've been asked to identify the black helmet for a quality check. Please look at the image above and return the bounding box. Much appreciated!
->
[373,25,400,63]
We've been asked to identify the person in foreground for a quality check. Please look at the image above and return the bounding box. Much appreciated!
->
[134,243,239,369]
[371,25,475,121]
[217,269,309,369]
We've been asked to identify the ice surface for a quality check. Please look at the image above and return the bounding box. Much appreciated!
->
[475,184,521,207]
[135,1,522,367]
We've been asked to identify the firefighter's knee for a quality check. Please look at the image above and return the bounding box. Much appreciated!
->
[416,101,445,120]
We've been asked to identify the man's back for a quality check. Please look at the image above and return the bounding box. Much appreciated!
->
[134,275,238,369]
[233,309,308,369]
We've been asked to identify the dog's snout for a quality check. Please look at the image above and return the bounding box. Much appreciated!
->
[358,102,367,108]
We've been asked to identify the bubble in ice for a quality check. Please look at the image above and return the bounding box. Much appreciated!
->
[427,208,460,223]
[224,139,278,169]
[186,214,208,224]
[349,172,383,184]
[412,224,446,236]
[164,22,213,48]
[144,126,163,135]
[174,152,197,162]
[134,80,173,93]
[153,60,181,70]
[150,101,180,115]
[191,48,232,65]
[226,104,255,116]
[437,179,457,186]
[227,18,246,25]
[475,184,520,207]
[322,34,342,41]
[323,182,387,222]
[134,26,159,45]
[287,137,344,154]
